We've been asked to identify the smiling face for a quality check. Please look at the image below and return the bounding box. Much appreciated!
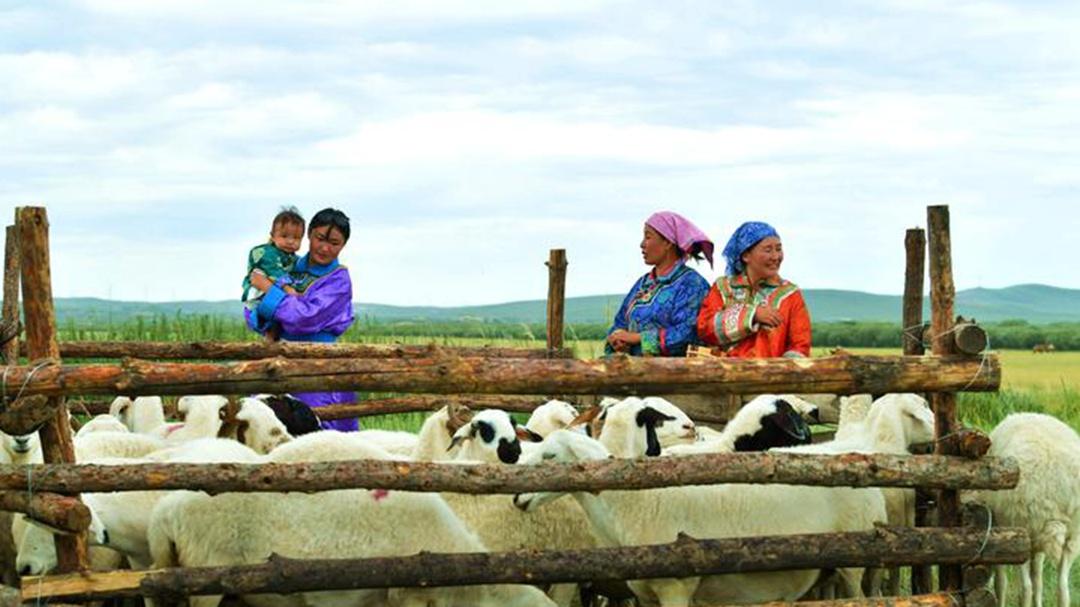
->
[640,225,677,268]
[308,224,347,266]
[741,235,783,282]
[270,221,304,255]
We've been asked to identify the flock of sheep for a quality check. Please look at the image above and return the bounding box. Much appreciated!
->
[0,391,1076,607]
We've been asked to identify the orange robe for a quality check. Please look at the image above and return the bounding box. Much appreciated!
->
[696,274,812,358]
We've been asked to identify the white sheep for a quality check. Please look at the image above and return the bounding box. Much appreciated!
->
[663,395,812,456]
[16,439,264,577]
[267,430,406,463]
[152,395,229,445]
[525,400,581,438]
[775,392,935,597]
[411,403,475,462]
[109,395,167,435]
[147,487,557,606]
[447,409,533,464]
[514,430,887,605]
[74,431,165,461]
[354,429,420,457]
[967,413,1080,607]
[581,396,697,458]
[230,397,293,455]
[835,394,874,441]
[74,414,130,437]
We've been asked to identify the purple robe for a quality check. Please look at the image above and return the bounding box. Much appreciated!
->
[246,255,359,431]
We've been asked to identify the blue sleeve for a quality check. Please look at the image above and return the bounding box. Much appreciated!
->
[653,272,710,356]
[257,269,354,336]
[604,275,644,356]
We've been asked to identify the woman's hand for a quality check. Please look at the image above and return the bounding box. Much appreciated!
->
[249,270,273,294]
[753,305,783,329]
[607,329,642,352]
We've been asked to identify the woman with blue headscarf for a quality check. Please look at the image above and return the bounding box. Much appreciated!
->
[696,221,811,358]
[605,211,713,357]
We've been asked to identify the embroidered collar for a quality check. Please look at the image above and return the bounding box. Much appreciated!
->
[649,260,687,285]
[294,254,339,277]
[730,273,782,289]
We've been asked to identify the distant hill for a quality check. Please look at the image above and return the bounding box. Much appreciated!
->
[51,284,1080,326]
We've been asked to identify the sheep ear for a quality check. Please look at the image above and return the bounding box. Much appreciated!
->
[568,406,601,428]
[234,420,249,445]
[445,403,474,434]
[447,421,477,452]
[516,426,544,442]
[644,423,662,457]
[770,400,811,443]
[635,406,676,429]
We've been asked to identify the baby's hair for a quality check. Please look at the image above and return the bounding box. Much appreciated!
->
[272,206,306,233]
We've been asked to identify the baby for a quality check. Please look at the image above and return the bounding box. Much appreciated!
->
[243,207,305,310]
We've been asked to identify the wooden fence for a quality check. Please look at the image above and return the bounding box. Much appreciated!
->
[0,205,1018,607]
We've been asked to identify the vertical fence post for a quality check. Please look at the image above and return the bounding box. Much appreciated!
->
[16,207,88,572]
[546,249,567,353]
[904,227,934,595]
[927,205,961,591]
[2,226,19,364]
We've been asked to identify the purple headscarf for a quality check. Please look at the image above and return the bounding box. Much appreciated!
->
[645,211,715,268]
[722,221,779,276]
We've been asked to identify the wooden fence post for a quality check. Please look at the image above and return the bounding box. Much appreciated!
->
[16,207,88,572]
[546,249,567,352]
[904,227,934,595]
[927,205,961,591]
[1,225,19,364]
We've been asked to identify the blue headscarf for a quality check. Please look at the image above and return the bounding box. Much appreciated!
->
[722,221,779,276]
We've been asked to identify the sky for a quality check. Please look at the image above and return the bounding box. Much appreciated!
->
[1,1,1078,306]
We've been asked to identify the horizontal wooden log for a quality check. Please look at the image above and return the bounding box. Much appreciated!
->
[32,340,572,360]
[0,491,90,534]
[0,452,1019,494]
[721,593,961,606]
[66,394,555,420]
[0,353,1001,398]
[21,526,1030,602]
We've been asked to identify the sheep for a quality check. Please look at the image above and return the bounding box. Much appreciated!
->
[775,392,935,597]
[225,397,293,455]
[75,414,130,437]
[147,488,557,606]
[259,411,586,607]
[663,395,812,456]
[16,439,264,578]
[574,396,697,458]
[411,402,475,461]
[447,409,534,464]
[526,400,581,438]
[13,507,115,577]
[514,430,887,606]
[1,431,41,466]
[109,395,167,435]
[966,413,1080,607]
[74,431,165,461]
[267,430,407,463]
[251,393,322,436]
[354,429,420,457]
[151,395,229,444]
[835,394,874,441]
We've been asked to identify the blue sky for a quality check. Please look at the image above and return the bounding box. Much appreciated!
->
[1,1,1078,305]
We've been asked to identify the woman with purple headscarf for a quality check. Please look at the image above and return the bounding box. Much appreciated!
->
[697,221,811,358]
[246,208,359,431]
[605,212,713,357]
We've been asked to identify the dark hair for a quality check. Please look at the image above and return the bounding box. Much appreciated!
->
[309,208,351,243]
[674,244,705,263]
[272,206,306,232]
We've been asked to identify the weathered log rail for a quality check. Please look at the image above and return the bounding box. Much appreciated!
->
[25,340,572,361]
[67,394,555,419]
[0,452,1019,494]
[0,353,1000,400]
[0,491,90,534]
[21,527,1029,603]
